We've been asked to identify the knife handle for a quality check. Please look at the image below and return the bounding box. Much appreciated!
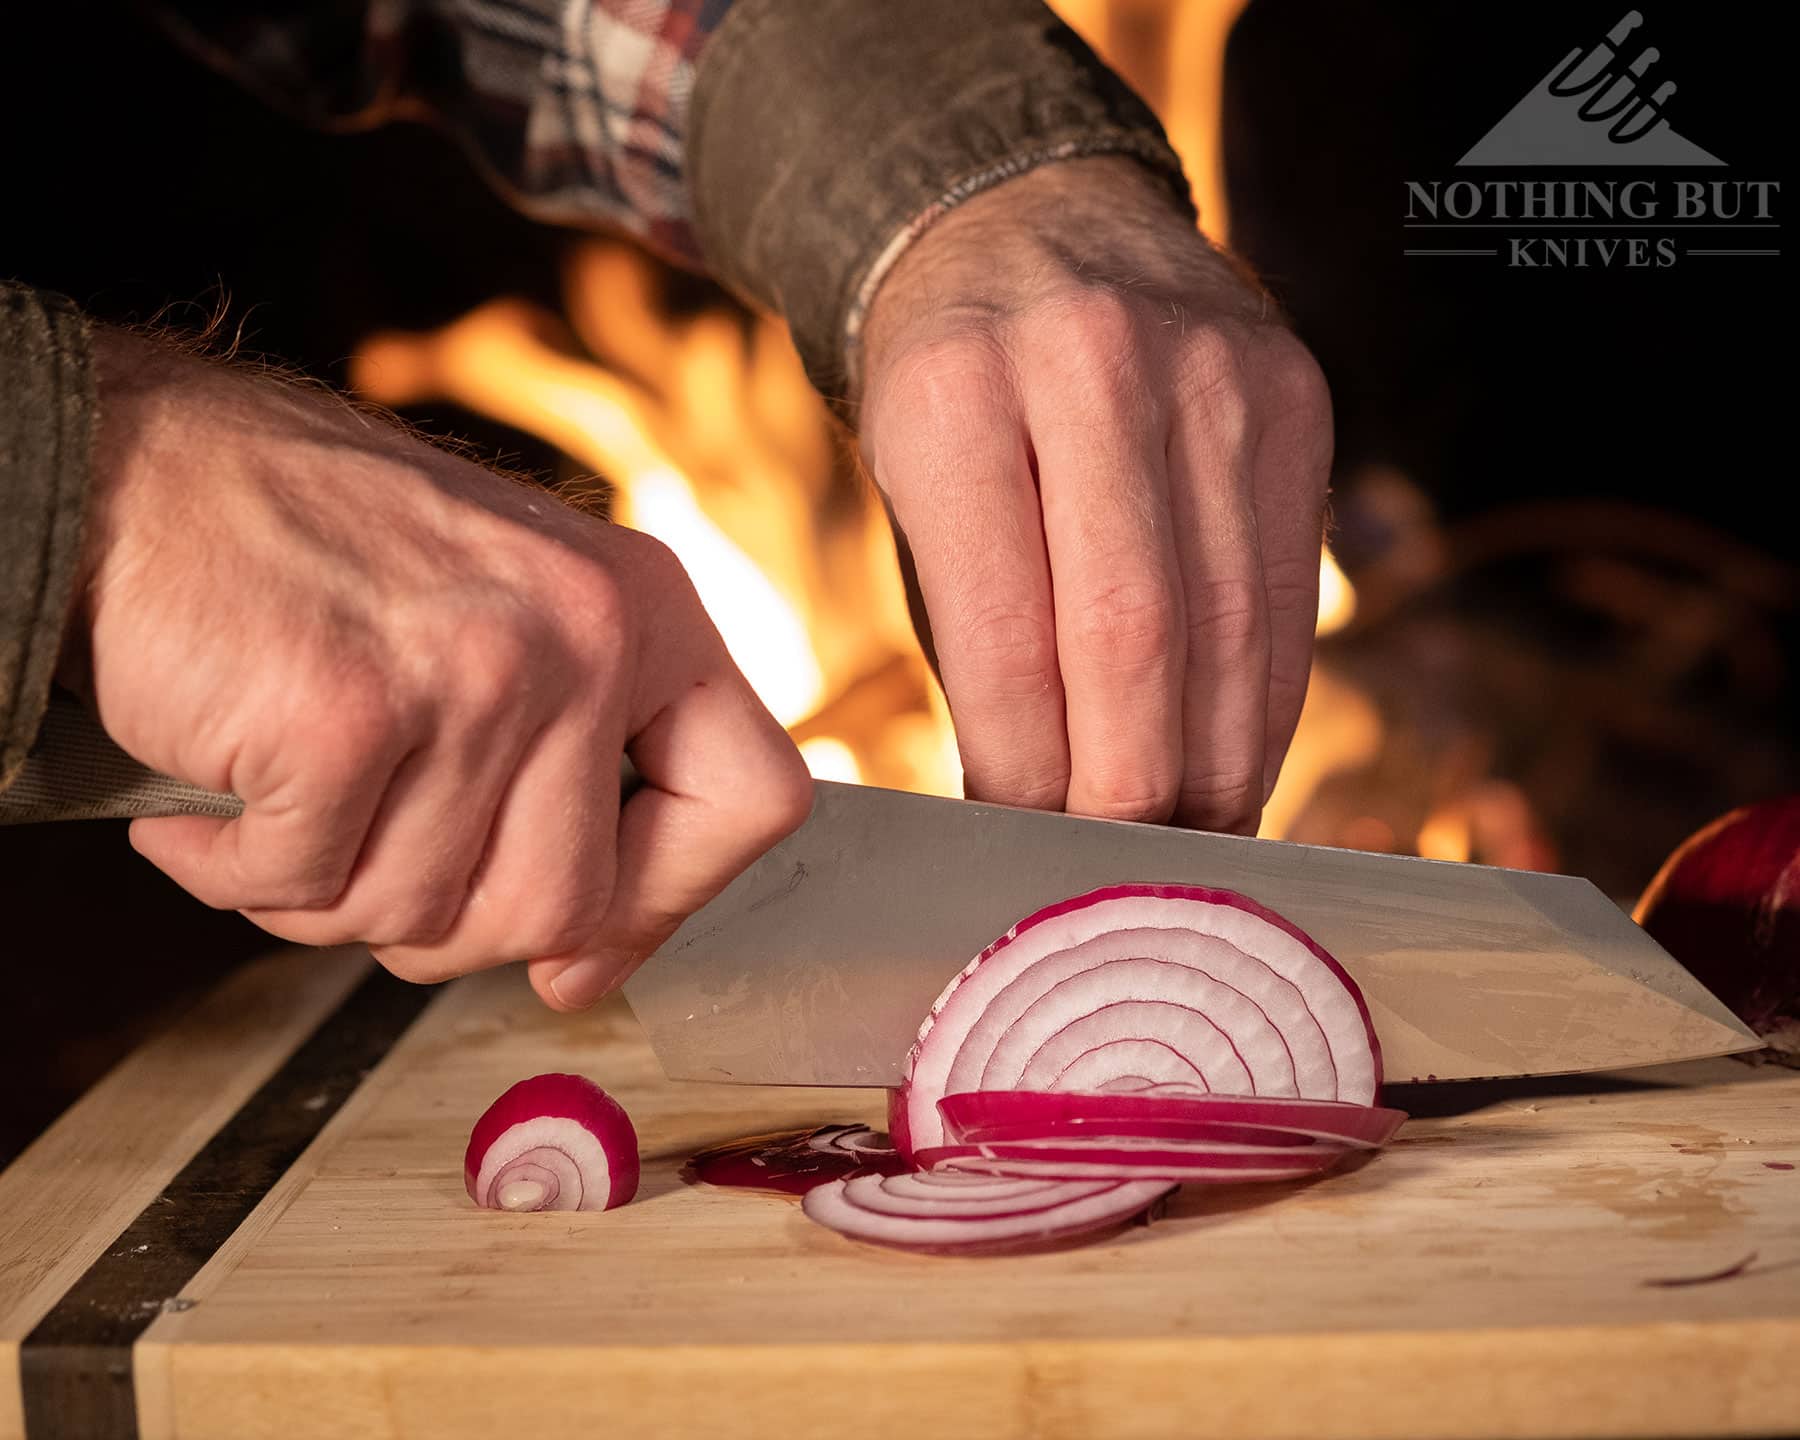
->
[2,695,644,825]
[1,696,242,823]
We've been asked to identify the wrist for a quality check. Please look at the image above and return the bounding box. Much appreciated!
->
[860,156,1254,394]
[61,330,214,691]
[690,0,1189,402]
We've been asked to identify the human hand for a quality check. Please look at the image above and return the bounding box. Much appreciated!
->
[858,157,1333,835]
[69,333,812,1008]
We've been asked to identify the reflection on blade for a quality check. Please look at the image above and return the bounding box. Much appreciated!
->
[624,783,1758,1087]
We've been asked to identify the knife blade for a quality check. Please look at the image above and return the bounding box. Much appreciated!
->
[11,702,1758,1089]
[624,781,1759,1086]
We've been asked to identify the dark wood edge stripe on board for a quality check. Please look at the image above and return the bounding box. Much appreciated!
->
[20,965,434,1440]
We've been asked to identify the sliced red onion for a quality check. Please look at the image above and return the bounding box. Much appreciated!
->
[802,1171,1172,1254]
[808,1124,900,1161]
[916,1136,1349,1183]
[893,885,1382,1158]
[937,1089,1406,1149]
[465,1073,639,1212]
[846,1173,1117,1217]
[836,1129,901,1159]
[688,1124,906,1195]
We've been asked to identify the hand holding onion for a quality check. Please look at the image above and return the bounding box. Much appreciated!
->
[858,156,1333,835]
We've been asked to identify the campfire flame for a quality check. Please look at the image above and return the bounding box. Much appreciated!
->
[349,0,1389,847]
[351,249,959,797]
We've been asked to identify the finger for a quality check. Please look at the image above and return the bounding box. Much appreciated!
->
[242,707,526,949]
[531,661,812,1011]
[869,344,1068,810]
[367,712,626,985]
[1167,353,1270,835]
[1250,368,1333,806]
[1027,328,1184,823]
[127,695,407,911]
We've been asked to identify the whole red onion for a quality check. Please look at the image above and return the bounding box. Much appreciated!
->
[1634,796,1800,1056]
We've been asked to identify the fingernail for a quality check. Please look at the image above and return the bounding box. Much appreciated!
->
[548,958,612,1011]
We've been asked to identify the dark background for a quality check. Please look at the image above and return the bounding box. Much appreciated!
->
[1224,0,1786,535]
[2,2,1791,1164]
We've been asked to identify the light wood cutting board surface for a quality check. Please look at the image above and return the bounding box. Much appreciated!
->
[2,948,1796,1440]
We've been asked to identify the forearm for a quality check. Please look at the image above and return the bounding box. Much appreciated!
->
[0,283,97,789]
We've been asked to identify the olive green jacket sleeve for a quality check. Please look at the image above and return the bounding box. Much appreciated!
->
[690,0,1195,398]
[0,283,95,791]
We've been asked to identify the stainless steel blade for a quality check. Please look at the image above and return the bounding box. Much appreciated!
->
[624,782,1758,1086]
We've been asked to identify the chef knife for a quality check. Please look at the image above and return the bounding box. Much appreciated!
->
[625,780,1758,1085]
[8,697,1759,1085]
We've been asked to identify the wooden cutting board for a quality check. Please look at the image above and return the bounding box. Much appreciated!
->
[2,946,1795,1440]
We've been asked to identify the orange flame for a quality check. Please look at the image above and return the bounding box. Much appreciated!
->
[349,0,1372,835]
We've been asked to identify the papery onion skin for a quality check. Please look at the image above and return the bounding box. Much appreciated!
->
[464,1073,639,1212]
[893,884,1382,1160]
[1634,796,1800,1053]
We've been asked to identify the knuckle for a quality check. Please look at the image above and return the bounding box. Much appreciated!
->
[454,614,541,713]
[1267,664,1311,731]
[1258,332,1333,426]
[1061,290,1144,368]
[1261,565,1320,625]
[884,331,1014,415]
[1183,576,1265,654]
[756,748,817,841]
[370,890,465,951]
[954,600,1060,693]
[969,764,1071,814]
[291,671,405,787]
[269,873,352,911]
[1081,774,1180,825]
[557,551,633,646]
[1174,327,1250,418]
[516,916,603,964]
[1072,579,1181,671]
[368,945,457,987]
[1176,771,1262,832]
[1036,292,1148,403]
[513,881,616,961]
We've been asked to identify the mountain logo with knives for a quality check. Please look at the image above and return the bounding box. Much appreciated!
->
[1460,9,1723,166]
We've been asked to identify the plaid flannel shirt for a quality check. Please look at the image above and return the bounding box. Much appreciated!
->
[154,0,1190,394]
[158,0,734,265]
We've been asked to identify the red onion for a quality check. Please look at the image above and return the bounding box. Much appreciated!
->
[915,1137,1346,1183]
[937,1088,1406,1149]
[687,1125,906,1196]
[1634,795,1800,1054]
[892,884,1383,1159]
[801,1171,1173,1254]
[465,1073,639,1212]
